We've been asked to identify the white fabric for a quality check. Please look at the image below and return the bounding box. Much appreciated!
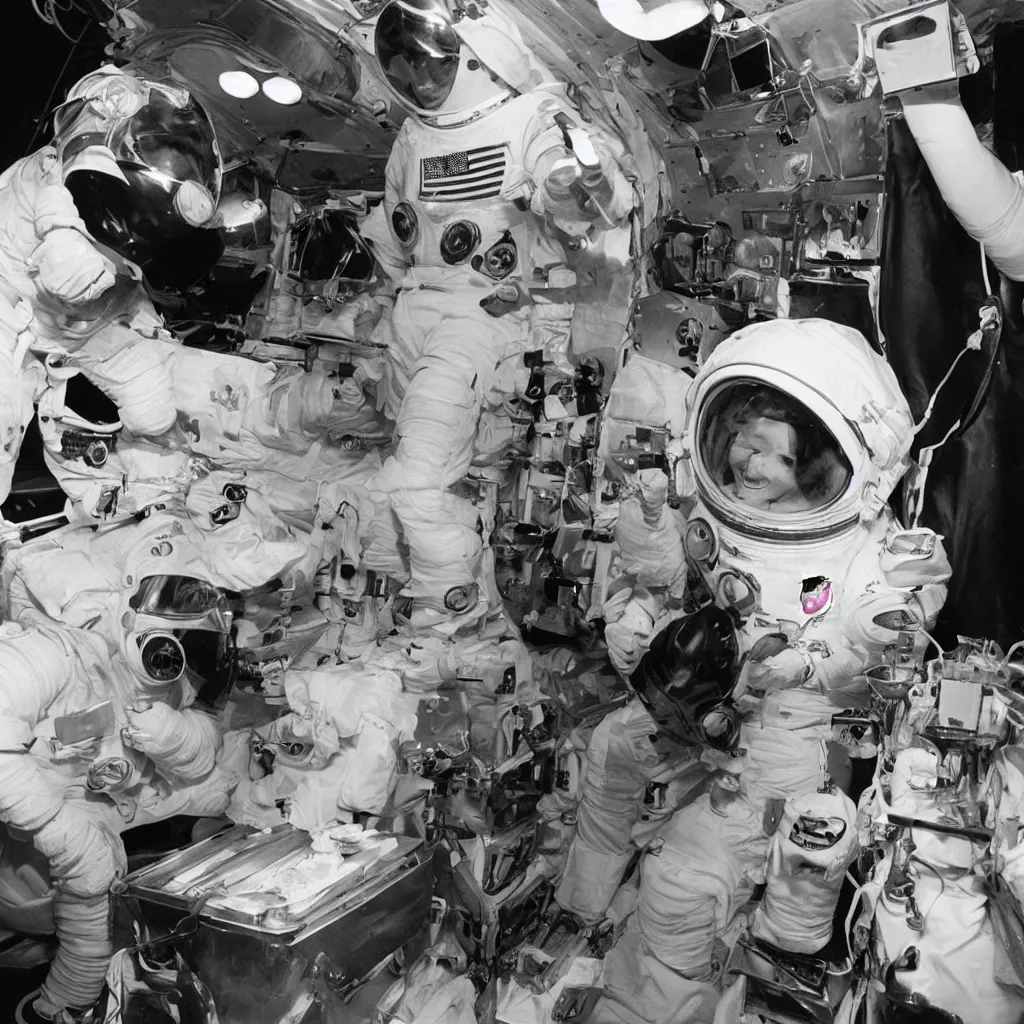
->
[229,665,419,828]
[556,704,709,923]
[752,788,858,954]
[739,698,831,804]
[874,866,1024,1024]
[601,585,661,677]
[890,747,976,871]
[639,793,768,975]
[497,956,603,1024]
[902,91,1024,281]
[166,346,382,462]
[122,704,222,784]
[603,354,691,436]
[36,892,114,1016]
[611,474,688,594]
[591,930,720,1024]
[64,325,178,436]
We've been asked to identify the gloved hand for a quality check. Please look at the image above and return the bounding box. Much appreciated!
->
[33,804,125,899]
[603,585,660,677]
[123,703,221,782]
[739,646,809,695]
[738,640,865,701]
[33,228,116,304]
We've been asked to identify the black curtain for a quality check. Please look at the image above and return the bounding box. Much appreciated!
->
[880,28,1024,649]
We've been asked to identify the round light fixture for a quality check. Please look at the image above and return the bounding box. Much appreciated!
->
[597,0,711,41]
[262,77,303,105]
[219,70,260,99]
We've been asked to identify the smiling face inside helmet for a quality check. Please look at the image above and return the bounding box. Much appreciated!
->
[702,382,852,514]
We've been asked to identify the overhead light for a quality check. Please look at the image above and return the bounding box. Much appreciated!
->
[262,77,302,105]
[712,1,726,20]
[219,70,259,99]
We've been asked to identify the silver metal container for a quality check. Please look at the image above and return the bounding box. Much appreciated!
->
[112,824,434,1023]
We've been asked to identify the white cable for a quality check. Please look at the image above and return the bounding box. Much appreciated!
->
[918,628,944,662]
[981,243,993,297]
[912,349,970,437]
[1001,640,1024,668]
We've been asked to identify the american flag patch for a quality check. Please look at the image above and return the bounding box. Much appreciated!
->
[419,143,509,203]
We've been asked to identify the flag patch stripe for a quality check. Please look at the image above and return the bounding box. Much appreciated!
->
[419,143,508,203]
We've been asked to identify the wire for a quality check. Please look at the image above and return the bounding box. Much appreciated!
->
[32,0,84,43]
[918,628,944,663]
[1002,641,1024,669]
[981,242,993,298]
[912,347,970,437]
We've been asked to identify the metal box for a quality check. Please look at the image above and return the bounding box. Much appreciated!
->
[111,824,434,1023]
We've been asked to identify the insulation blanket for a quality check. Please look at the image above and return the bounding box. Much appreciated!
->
[874,868,1024,1024]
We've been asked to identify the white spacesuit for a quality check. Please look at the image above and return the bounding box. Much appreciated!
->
[0,66,225,508]
[0,510,278,1023]
[359,0,636,628]
[670,318,951,801]
[590,757,769,1024]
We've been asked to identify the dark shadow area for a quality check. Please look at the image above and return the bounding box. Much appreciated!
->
[880,33,1024,650]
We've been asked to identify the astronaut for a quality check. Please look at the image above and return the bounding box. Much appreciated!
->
[358,0,636,629]
[556,604,740,924]
[0,510,276,1024]
[0,65,226,507]
[671,317,950,802]
[606,318,951,803]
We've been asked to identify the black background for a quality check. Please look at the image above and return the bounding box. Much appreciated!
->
[3,1,109,170]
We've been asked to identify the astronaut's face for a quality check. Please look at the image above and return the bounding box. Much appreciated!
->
[727,417,801,508]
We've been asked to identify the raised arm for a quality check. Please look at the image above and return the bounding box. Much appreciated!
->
[902,83,1024,280]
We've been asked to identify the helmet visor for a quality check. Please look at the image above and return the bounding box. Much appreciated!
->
[106,84,221,201]
[698,382,852,515]
[375,0,461,111]
[130,575,230,625]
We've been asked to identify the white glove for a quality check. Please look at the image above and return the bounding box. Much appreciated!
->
[34,804,125,899]
[33,228,116,305]
[738,641,865,700]
[603,586,659,677]
[123,703,221,782]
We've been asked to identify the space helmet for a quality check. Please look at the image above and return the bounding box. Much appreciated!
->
[629,604,740,750]
[117,515,239,705]
[679,318,914,542]
[54,66,225,292]
[372,0,539,127]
